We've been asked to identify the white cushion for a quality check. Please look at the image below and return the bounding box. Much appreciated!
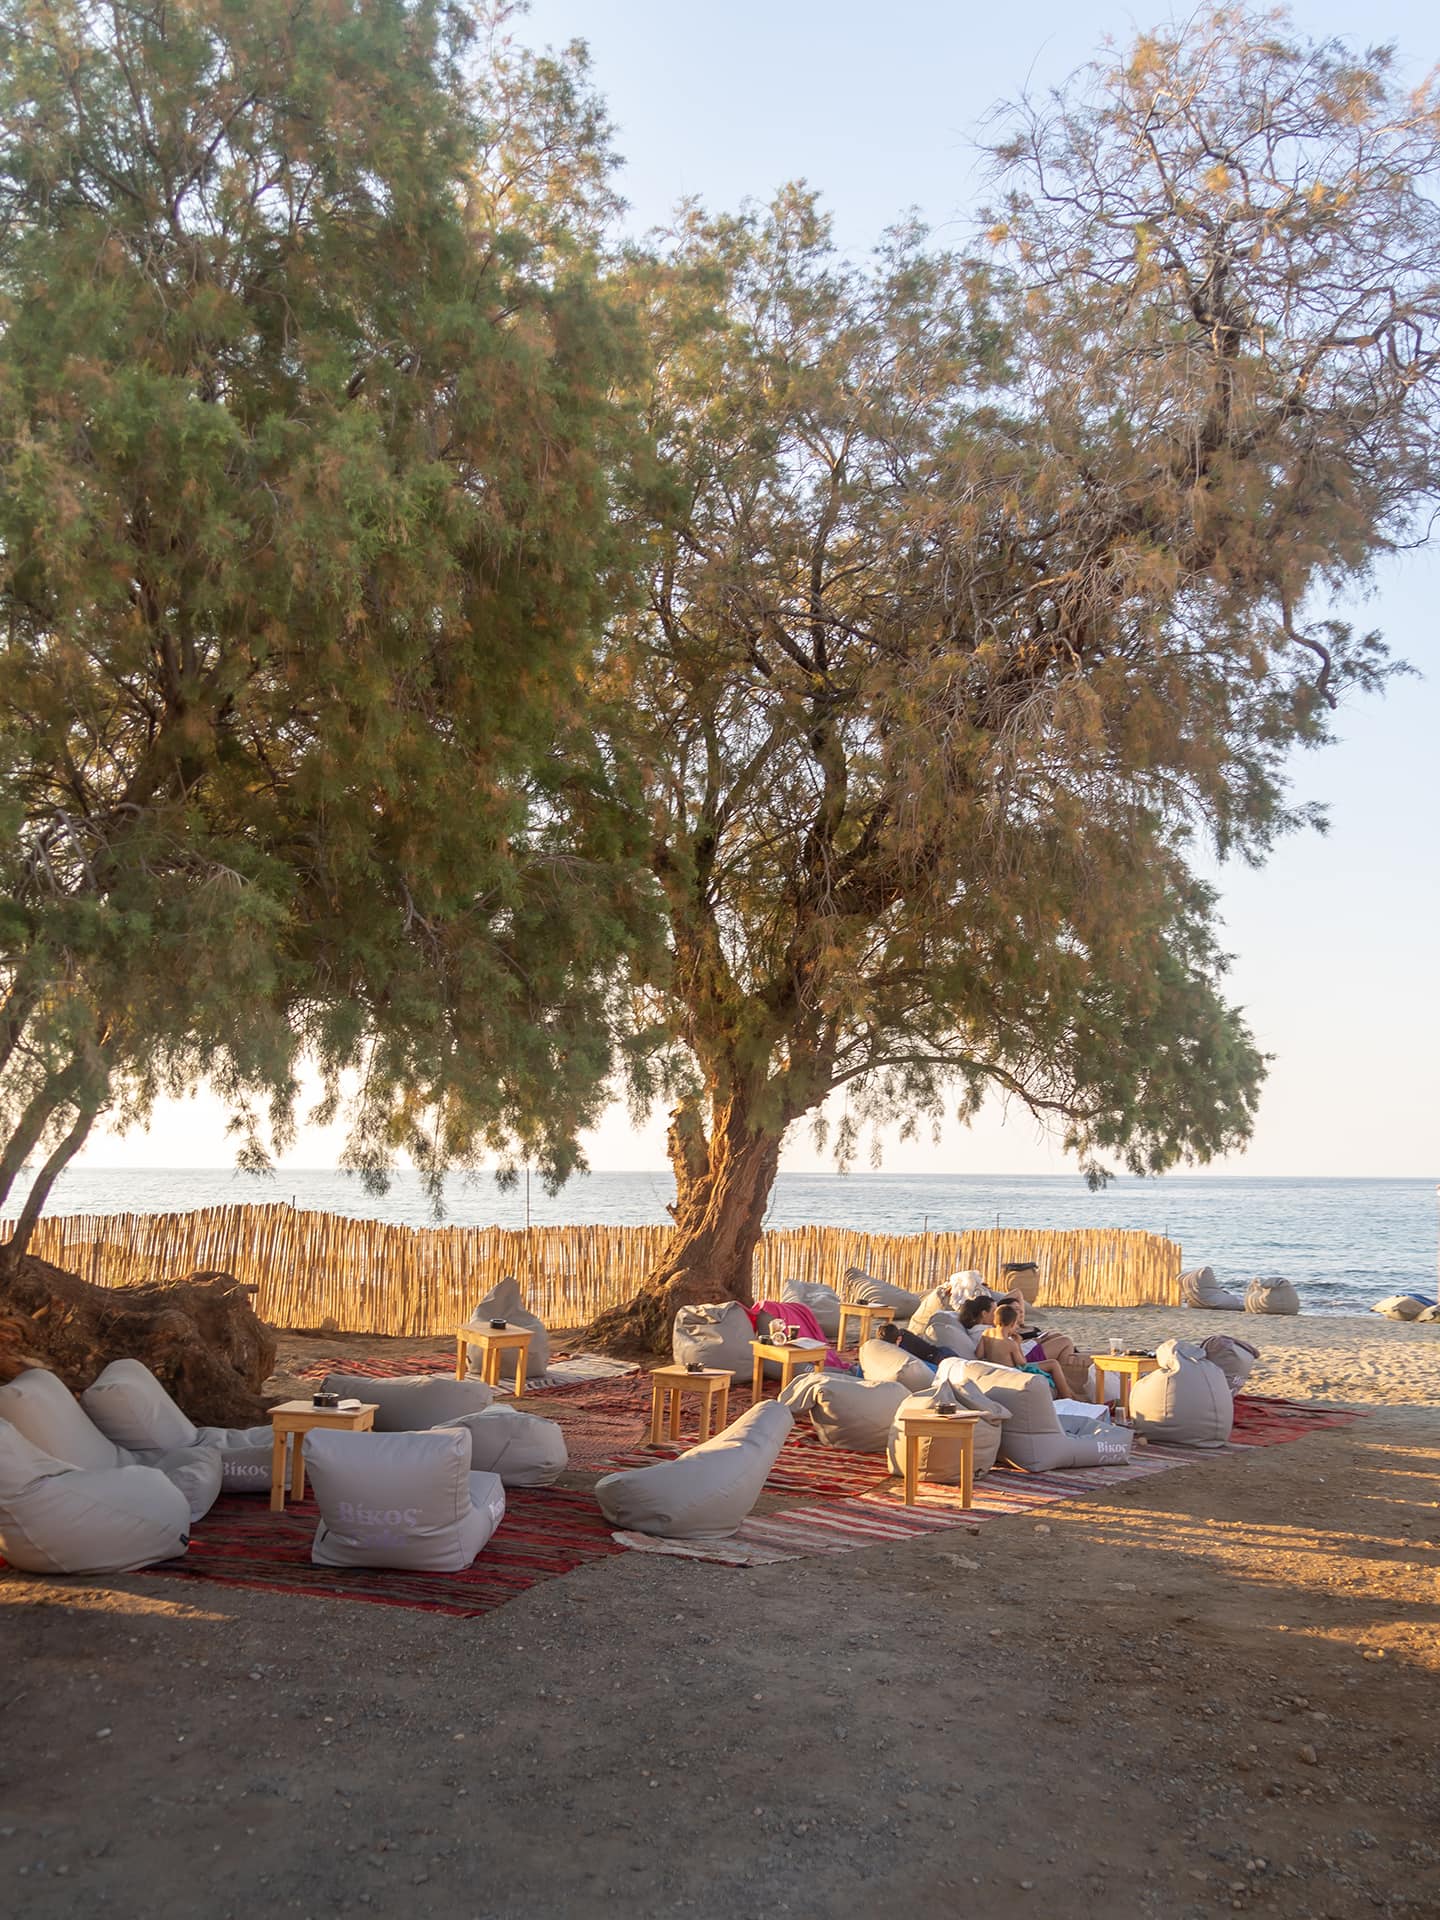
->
[465,1276,549,1380]
[0,1422,191,1575]
[305,1428,506,1571]
[672,1302,753,1378]
[439,1405,568,1485]
[594,1401,792,1540]
[322,1372,496,1431]
[1372,1294,1428,1322]
[1130,1339,1234,1446]
[777,1372,909,1452]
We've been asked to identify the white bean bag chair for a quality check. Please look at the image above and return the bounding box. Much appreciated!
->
[439,1405,567,1486]
[0,1422,192,1575]
[856,1337,934,1391]
[304,1428,506,1571]
[908,1290,980,1354]
[939,1358,1133,1470]
[777,1372,909,1453]
[845,1268,922,1324]
[594,1400,792,1540]
[1245,1277,1301,1316]
[1179,1266,1245,1311]
[83,1358,276,1494]
[322,1371,496,1432]
[1198,1334,1260,1393]
[463,1275,550,1381]
[776,1278,843,1341]
[886,1377,1010,1481]
[0,1368,222,1521]
[1129,1339,1234,1446]
[1371,1294,1430,1322]
[1418,1305,1440,1324]
[672,1302,753,1378]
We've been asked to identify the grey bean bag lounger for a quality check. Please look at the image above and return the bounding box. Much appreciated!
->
[1371,1294,1430,1322]
[0,1421,192,1575]
[322,1371,496,1432]
[776,1277,843,1342]
[83,1357,276,1494]
[1179,1266,1245,1311]
[305,1428,506,1571]
[778,1371,909,1453]
[939,1358,1133,1470]
[672,1301,754,1378]
[1129,1339,1234,1446]
[463,1275,550,1381]
[595,1400,793,1540]
[0,1367,221,1521]
[1245,1277,1300,1316]
[440,1405,568,1486]
[845,1268,922,1324]
[1198,1334,1259,1393]
[886,1377,1010,1481]
[857,1337,935,1391]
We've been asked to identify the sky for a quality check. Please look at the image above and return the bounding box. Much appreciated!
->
[78,0,1440,1181]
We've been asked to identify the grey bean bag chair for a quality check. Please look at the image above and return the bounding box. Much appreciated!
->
[1372,1294,1430,1322]
[1245,1277,1301,1316]
[1418,1305,1440,1324]
[939,1359,1133,1470]
[1179,1266,1245,1311]
[886,1377,1010,1481]
[672,1301,753,1378]
[777,1371,909,1453]
[908,1290,980,1355]
[1198,1334,1260,1393]
[439,1405,567,1486]
[304,1428,506,1571]
[595,1400,792,1541]
[1129,1339,1234,1446]
[857,1337,934,1391]
[322,1371,496,1432]
[463,1275,550,1381]
[0,1422,192,1575]
[776,1277,842,1341]
[0,1368,222,1522]
[845,1268,921,1324]
[83,1358,276,1494]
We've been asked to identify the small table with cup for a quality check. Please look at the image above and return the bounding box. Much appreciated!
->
[454,1321,533,1397]
[268,1397,378,1513]
[750,1334,827,1399]
[1097,1345,1160,1416]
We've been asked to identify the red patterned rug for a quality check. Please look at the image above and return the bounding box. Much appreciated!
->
[135,1485,626,1619]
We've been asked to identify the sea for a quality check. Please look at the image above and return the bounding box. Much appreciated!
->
[8,1167,1437,1316]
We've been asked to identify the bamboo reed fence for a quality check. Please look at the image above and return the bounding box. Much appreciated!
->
[8,1204,1184,1334]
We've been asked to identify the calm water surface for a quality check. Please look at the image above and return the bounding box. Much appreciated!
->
[10,1167,1437,1315]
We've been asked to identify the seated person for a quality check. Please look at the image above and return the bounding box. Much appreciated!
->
[980,1303,1092,1401]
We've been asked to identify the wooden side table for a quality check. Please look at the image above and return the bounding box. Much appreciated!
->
[750,1339,827,1399]
[454,1323,533,1397]
[1096,1352,1160,1416]
[647,1365,732,1446]
[897,1408,984,1508]
[836,1301,895,1350]
[268,1400,377,1513]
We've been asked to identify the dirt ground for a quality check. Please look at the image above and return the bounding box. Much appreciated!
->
[4,1322,1439,1920]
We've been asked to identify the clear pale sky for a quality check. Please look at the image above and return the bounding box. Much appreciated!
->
[80,1,1440,1180]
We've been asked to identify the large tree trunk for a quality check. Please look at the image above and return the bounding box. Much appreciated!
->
[581,1091,783,1358]
[0,1253,278,1426]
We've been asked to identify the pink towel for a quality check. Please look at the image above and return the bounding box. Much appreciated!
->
[752,1299,850,1373]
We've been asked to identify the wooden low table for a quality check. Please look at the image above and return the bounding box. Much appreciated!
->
[268,1400,377,1513]
[750,1338,827,1399]
[897,1407,984,1508]
[836,1301,895,1350]
[1097,1351,1160,1416]
[648,1365,733,1446]
[454,1323,533,1397]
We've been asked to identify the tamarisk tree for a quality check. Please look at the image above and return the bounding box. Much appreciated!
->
[0,0,643,1258]
[586,10,1440,1349]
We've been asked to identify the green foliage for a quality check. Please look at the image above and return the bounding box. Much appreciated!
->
[0,0,645,1227]
[607,8,1440,1199]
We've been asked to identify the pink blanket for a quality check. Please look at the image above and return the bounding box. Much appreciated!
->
[748,1299,852,1373]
